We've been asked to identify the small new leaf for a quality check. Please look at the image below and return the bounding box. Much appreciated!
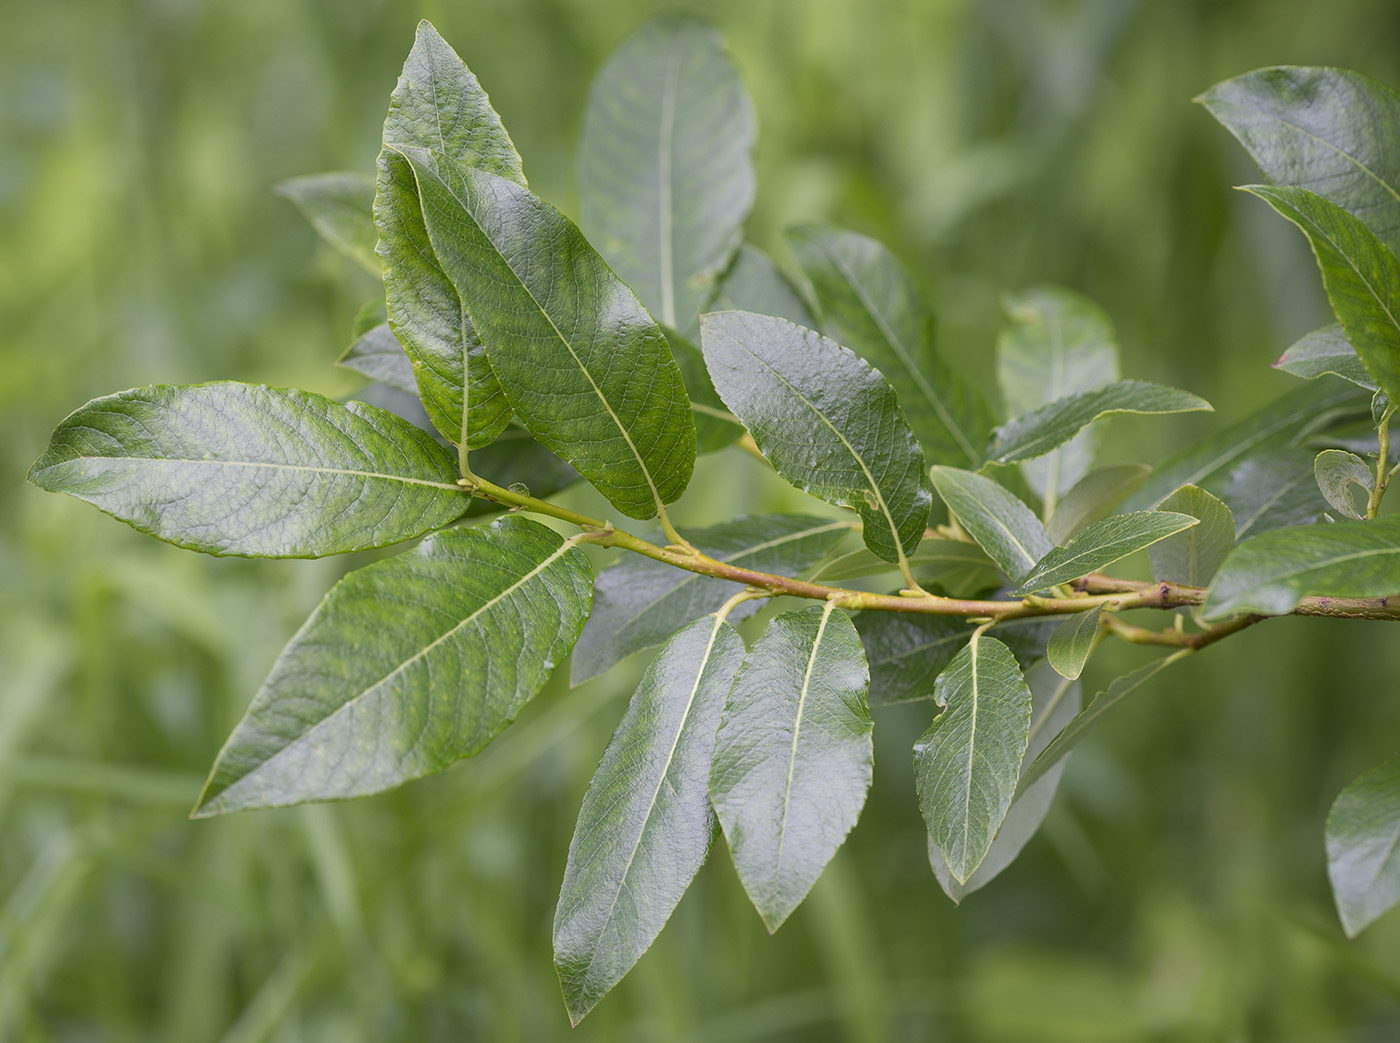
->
[1314,448,1374,520]
[1326,753,1400,938]
[1276,324,1377,390]
[338,324,418,394]
[1046,605,1102,681]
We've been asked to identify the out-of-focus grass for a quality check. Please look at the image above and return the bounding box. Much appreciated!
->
[6,0,1400,1039]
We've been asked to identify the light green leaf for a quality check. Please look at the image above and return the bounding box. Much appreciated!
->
[374,20,522,450]
[338,323,418,394]
[915,634,1032,884]
[997,287,1120,499]
[701,311,932,564]
[930,660,1081,903]
[1047,462,1152,544]
[1244,185,1400,406]
[1203,517,1400,619]
[1046,605,1102,681]
[856,613,971,707]
[1148,485,1236,587]
[1226,448,1329,538]
[710,244,815,327]
[276,172,380,276]
[1199,67,1400,255]
[572,515,848,684]
[710,603,873,931]
[811,537,999,586]
[402,149,696,519]
[554,612,746,1025]
[666,328,743,453]
[929,466,1052,583]
[1326,753,1400,937]
[193,517,592,814]
[988,380,1212,467]
[787,223,993,468]
[1014,511,1198,594]
[1314,448,1374,520]
[578,14,754,338]
[27,383,468,558]
[1276,324,1377,390]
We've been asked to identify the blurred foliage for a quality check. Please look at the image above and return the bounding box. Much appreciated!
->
[8,0,1400,1039]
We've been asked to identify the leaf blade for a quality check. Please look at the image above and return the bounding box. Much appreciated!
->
[1046,462,1152,545]
[1275,324,1377,390]
[1014,511,1198,594]
[1314,449,1374,520]
[276,172,380,276]
[338,323,419,395]
[1147,485,1236,587]
[1046,605,1102,681]
[929,467,1053,583]
[1327,753,1400,937]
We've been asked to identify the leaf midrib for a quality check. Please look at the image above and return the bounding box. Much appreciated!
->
[47,455,465,493]
[657,45,681,327]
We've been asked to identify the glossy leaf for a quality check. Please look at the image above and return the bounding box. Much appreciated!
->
[374,20,522,450]
[701,311,932,564]
[578,14,754,337]
[1200,67,1400,255]
[572,515,848,684]
[28,383,468,558]
[988,380,1212,467]
[929,466,1052,583]
[554,612,746,1025]
[1326,753,1400,937]
[710,244,815,327]
[996,287,1120,499]
[1014,511,1198,595]
[1046,605,1101,681]
[193,518,592,814]
[1245,185,1400,406]
[276,172,380,276]
[402,149,696,519]
[812,537,999,586]
[338,323,418,394]
[787,222,993,468]
[710,604,873,931]
[1047,462,1152,545]
[1203,516,1400,619]
[1314,448,1374,519]
[1276,324,1377,390]
[915,634,1032,884]
[1226,448,1329,538]
[1148,485,1236,587]
[666,328,744,453]
[857,613,971,707]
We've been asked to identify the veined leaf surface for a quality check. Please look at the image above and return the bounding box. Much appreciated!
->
[1148,485,1235,587]
[857,613,971,707]
[1327,753,1400,937]
[1314,449,1373,519]
[1276,324,1377,390]
[929,466,1052,583]
[1013,511,1198,594]
[276,172,380,276]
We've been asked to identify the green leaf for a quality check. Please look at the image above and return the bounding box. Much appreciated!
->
[1226,448,1329,538]
[1148,485,1236,587]
[401,149,697,519]
[787,223,994,468]
[1046,462,1152,545]
[666,328,744,453]
[1014,511,1198,594]
[578,14,755,338]
[701,311,932,564]
[27,383,468,558]
[374,20,522,450]
[1244,185,1400,406]
[988,380,1212,467]
[996,287,1120,499]
[915,634,1032,884]
[711,244,815,328]
[1314,449,1374,520]
[193,517,592,814]
[1046,606,1102,681]
[1199,67,1400,255]
[857,613,971,707]
[554,611,746,1025]
[929,466,1052,583]
[930,660,1081,903]
[276,172,380,276]
[710,603,873,931]
[572,515,849,684]
[338,323,418,394]
[1203,517,1400,619]
[1276,324,1377,390]
[1326,753,1400,937]
[1017,656,1180,797]
[812,537,998,586]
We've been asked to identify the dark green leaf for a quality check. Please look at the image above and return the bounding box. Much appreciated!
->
[988,380,1212,467]
[857,612,971,707]
[554,612,746,1025]
[402,149,696,519]
[1326,753,1400,937]
[787,223,993,468]
[666,328,743,453]
[1046,605,1102,681]
[1148,485,1236,587]
[929,466,1051,583]
[1046,462,1152,545]
[710,604,873,931]
[276,172,380,276]
[711,244,815,327]
[578,14,754,338]
[915,634,1032,884]
[572,515,849,684]
[28,383,468,558]
[1226,448,1329,538]
[811,537,999,587]
[338,323,418,394]
[1314,449,1373,519]
[701,311,932,564]
[1014,511,1198,594]
[1276,324,1377,390]
[1203,517,1400,619]
[193,517,592,814]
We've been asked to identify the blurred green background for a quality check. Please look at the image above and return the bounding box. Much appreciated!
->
[7,0,1400,1039]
